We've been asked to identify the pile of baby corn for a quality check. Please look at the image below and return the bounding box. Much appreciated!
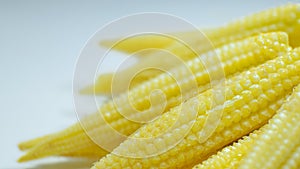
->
[19,4,300,169]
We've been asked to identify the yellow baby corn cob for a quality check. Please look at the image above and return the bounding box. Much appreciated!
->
[18,32,288,162]
[101,4,300,53]
[281,144,300,169]
[192,95,287,169]
[92,48,300,169]
[80,68,163,94]
[193,129,263,169]
[18,135,49,151]
[87,4,300,95]
[193,84,298,169]
[238,84,300,169]
[195,68,300,169]
[100,34,175,54]
[100,31,199,55]
[19,136,102,158]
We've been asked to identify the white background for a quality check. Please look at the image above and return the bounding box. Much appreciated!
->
[0,1,296,168]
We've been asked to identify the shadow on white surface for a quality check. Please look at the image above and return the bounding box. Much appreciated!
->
[28,159,95,169]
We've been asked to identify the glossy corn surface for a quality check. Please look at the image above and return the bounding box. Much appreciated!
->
[193,130,262,169]
[238,83,300,169]
[18,32,289,162]
[92,48,300,169]
[281,144,300,169]
[192,98,287,169]
[193,84,297,169]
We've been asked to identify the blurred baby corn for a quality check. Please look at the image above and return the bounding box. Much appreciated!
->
[86,4,300,95]
[17,3,300,169]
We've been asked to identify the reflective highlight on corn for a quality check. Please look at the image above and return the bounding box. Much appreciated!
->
[192,100,287,169]
[91,48,300,169]
[193,129,263,169]
[238,83,300,169]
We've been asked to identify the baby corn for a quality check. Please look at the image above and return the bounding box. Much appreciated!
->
[238,83,300,169]
[281,144,300,169]
[100,31,199,55]
[192,129,264,169]
[92,48,300,169]
[193,82,300,169]
[101,4,300,53]
[192,97,287,169]
[195,61,300,169]
[18,32,288,161]
[88,4,300,94]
